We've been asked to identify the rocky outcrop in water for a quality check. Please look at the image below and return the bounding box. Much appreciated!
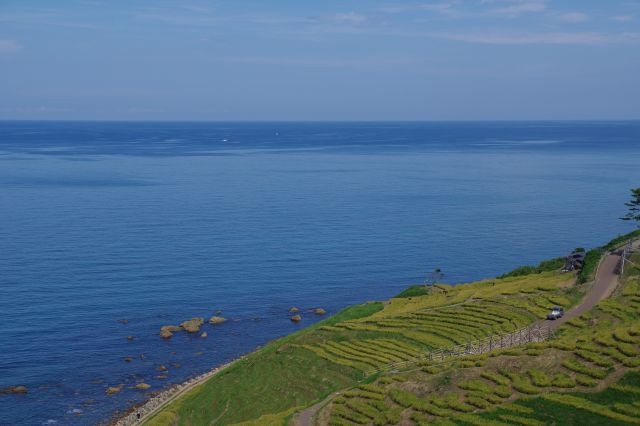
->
[180,317,204,333]
[134,383,151,391]
[208,316,227,325]
[289,307,300,313]
[106,386,123,395]
[159,325,181,339]
[314,308,327,315]
[0,386,27,395]
[291,315,302,322]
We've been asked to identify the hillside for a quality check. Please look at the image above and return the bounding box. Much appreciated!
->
[143,231,640,426]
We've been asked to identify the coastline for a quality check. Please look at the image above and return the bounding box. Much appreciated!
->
[108,358,241,426]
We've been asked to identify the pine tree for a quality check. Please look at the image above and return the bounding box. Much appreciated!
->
[621,188,640,227]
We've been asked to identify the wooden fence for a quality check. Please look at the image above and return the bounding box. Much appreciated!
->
[365,323,553,376]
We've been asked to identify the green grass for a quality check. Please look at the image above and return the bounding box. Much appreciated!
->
[395,285,429,298]
[498,257,565,279]
[144,302,382,426]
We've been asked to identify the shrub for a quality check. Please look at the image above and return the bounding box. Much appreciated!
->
[617,343,639,357]
[415,400,452,417]
[422,366,443,374]
[614,403,640,417]
[345,399,382,420]
[444,395,475,413]
[498,415,545,426]
[575,374,598,387]
[550,340,576,351]
[613,329,639,344]
[459,380,493,393]
[395,285,429,298]
[575,350,614,367]
[388,388,416,408]
[541,393,640,424]
[562,359,608,379]
[578,249,604,284]
[481,371,510,386]
[466,395,491,409]
[527,369,551,387]
[551,374,576,388]
[494,385,512,398]
[622,357,640,367]
[498,257,564,278]
[509,374,540,395]
[331,405,370,424]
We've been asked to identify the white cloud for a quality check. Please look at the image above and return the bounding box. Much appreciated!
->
[488,1,547,18]
[0,39,21,53]
[330,12,368,25]
[611,15,634,22]
[434,31,640,45]
[557,12,589,23]
[380,1,460,16]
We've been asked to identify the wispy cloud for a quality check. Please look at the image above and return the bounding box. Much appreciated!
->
[214,55,419,69]
[487,1,547,18]
[330,12,368,25]
[434,31,640,45]
[0,39,22,53]
[611,15,634,22]
[557,12,589,23]
[380,1,461,16]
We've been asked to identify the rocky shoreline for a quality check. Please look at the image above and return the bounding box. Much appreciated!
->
[109,358,239,426]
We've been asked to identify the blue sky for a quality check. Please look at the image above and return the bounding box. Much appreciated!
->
[1,0,639,120]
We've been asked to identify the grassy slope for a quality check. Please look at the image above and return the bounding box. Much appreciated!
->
[145,303,382,426]
[147,230,640,426]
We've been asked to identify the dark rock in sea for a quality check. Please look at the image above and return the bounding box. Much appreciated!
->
[0,386,28,395]
[180,317,204,333]
[124,357,134,363]
[314,308,327,315]
[215,310,222,315]
[291,315,302,322]
[157,365,167,372]
[126,335,135,341]
[139,354,146,359]
[117,319,129,325]
[289,307,300,313]
[155,375,168,380]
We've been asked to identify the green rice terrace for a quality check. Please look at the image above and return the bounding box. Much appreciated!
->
[143,231,640,426]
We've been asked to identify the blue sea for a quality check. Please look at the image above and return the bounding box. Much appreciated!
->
[0,121,639,425]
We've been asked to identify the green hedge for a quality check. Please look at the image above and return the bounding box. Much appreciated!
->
[498,257,565,279]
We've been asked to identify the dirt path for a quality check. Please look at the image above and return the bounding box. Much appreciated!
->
[548,251,621,329]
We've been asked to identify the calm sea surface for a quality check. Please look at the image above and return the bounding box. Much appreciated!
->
[0,121,639,425]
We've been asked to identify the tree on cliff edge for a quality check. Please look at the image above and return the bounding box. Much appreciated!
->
[621,188,640,227]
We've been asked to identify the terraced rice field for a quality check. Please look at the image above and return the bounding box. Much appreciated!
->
[321,259,640,426]
[299,272,572,373]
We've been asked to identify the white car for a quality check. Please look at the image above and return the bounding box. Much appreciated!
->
[547,306,564,320]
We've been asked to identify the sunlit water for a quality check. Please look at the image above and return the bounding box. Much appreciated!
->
[0,121,638,425]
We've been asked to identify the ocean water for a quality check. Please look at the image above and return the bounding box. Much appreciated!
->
[0,121,638,425]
